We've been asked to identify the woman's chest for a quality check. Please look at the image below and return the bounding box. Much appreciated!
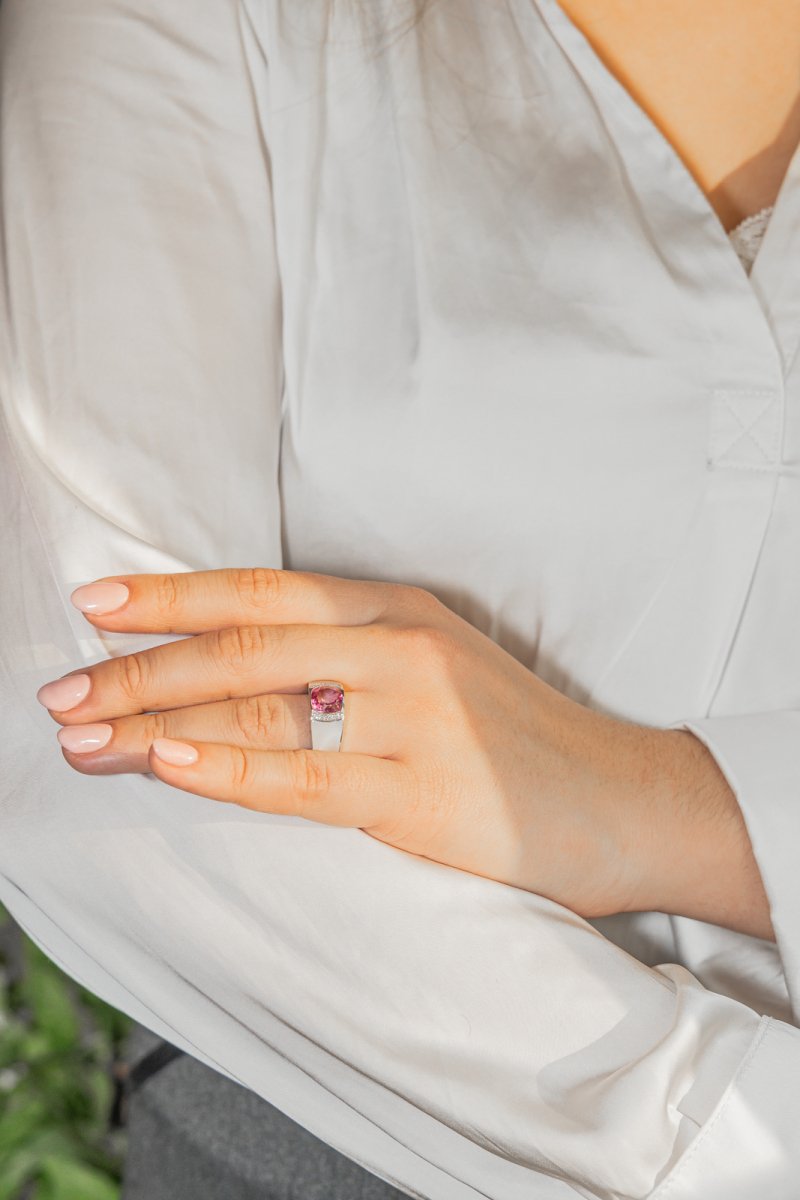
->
[555,0,800,231]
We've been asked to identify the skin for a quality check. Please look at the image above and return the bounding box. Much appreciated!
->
[36,568,774,941]
[558,0,800,231]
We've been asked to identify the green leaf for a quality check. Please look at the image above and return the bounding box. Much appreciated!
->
[18,1030,56,1065]
[0,916,130,1186]
[0,1097,49,1155]
[0,1018,28,1067]
[0,1147,39,1200]
[20,962,79,1052]
[0,1131,81,1200]
[36,1155,120,1200]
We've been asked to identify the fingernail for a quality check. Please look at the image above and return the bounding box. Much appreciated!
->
[70,582,130,614]
[151,738,198,766]
[37,673,92,711]
[57,723,113,753]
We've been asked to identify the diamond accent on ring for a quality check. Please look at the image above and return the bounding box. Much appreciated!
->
[311,711,343,722]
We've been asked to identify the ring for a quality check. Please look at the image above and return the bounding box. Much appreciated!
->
[308,680,346,752]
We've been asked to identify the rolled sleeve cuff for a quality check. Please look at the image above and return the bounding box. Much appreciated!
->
[649,1015,800,1199]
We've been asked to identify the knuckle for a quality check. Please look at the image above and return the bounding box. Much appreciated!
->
[381,583,439,622]
[231,693,282,745]
[292,749,331,801]
[141,711,170,744]
[235,567,283,613]
[405,585,442,615]
[229,744,254,794]
[116,653,149,702]
[398,622,453,666]
[154,573,185,618]
[213,623,270,672]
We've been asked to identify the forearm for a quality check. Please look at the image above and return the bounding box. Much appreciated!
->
[627,727,775,941]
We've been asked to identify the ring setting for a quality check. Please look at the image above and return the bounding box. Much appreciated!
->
[308,680,345,751]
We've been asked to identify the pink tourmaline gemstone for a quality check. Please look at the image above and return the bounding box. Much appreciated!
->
[310,685,343,714]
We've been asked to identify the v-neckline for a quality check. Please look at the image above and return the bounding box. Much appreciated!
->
[530,0,800,379]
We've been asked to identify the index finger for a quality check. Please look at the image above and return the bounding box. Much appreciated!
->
[69,568,408,634]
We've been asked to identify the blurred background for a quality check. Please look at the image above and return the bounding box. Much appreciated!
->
[0,902,131,1199]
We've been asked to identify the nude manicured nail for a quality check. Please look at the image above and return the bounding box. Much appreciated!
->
[151,738,199,765]
[57,724,113,753]
[70,582,130,614]
[36,673,91,711]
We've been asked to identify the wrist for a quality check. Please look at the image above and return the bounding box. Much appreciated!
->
[624,727,775,941]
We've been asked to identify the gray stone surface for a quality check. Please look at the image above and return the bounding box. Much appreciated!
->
[120,1021,410,1200]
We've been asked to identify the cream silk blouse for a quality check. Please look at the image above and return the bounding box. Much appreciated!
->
[2,1,800,1197]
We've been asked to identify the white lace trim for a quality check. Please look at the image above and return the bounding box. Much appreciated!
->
[728,205,774,274]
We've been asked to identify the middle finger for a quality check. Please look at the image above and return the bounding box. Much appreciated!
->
[38,622,393,724]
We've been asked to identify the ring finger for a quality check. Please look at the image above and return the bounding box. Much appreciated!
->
[55,689,397,773]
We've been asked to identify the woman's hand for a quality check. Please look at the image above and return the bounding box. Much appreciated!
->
[35,568,745,924]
